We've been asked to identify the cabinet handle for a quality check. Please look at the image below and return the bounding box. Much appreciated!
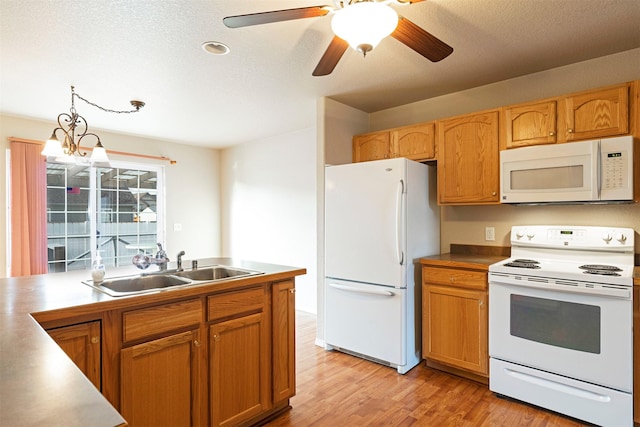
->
[479,301,484,307]
[289,288,296,294]
[548,131,555,136]
[492,191,497,196]
[90,336,99,344]
[193,339,201,347]
[568,128,574,134]
[213,335,220,342]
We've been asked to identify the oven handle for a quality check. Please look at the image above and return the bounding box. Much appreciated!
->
[489,275,632,299]
[328,283,395,297]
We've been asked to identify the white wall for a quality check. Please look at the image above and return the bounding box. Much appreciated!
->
[0,114,221,277]
[220,127,318,314]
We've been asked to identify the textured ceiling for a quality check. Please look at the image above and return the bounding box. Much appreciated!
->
[1,0,639,148]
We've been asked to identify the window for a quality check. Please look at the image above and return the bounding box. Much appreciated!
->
[46,160,164,272]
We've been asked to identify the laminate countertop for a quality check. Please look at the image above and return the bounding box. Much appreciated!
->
[0,258,306,427]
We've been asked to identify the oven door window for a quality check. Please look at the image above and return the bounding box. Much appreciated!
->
[510,294,600,354]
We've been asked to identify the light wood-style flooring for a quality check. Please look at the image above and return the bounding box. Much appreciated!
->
[265,311,591,427]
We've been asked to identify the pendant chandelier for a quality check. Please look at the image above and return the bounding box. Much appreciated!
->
[41,86,145,165]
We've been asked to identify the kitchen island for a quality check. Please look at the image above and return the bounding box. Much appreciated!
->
[0,258,306,427]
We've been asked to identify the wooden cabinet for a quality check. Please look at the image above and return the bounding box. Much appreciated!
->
[353,131,390,162]
[47,321,102,390]
[560,83,630,142]
[502,100,557,148]
[501,82,633,149]
[120,299,204,426]
[422,266,488,379]
[436,110,500,205]
[272,279,296,404]
[353,122,435,163]
[208,287,271,427]
[121,329,203,427]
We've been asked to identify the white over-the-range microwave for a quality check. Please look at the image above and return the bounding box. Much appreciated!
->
[500,135,639,204]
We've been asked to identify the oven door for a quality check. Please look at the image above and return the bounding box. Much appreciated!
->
[489,275,632,392]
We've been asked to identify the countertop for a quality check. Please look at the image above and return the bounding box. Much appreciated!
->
[0,258,306,427]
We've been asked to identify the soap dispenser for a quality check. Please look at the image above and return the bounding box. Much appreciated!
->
[91,251,106,283]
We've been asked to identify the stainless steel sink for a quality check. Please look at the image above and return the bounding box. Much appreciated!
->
[174,266,262,281]
[83,265,263,297]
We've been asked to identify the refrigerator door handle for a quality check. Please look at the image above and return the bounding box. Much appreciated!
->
[328,282,395,297]
[395,179,404,265]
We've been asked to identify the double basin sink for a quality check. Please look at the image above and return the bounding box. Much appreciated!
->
[83,265,263,297]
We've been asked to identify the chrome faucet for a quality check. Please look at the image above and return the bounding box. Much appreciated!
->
[176,250,186,271]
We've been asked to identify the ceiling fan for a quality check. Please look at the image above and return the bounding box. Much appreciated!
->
[223,0,453,76]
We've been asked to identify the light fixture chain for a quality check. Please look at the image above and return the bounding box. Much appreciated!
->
[74,91,144,114]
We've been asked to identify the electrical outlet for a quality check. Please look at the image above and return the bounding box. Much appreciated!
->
[485,226,495,241]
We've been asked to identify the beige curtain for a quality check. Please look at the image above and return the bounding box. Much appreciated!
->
[10,140,48,276]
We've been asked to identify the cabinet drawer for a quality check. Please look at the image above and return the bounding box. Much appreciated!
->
[424,267,487,291]
[123,299,202,342]
[208,287,264,322]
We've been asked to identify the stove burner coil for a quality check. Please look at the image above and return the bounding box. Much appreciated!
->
[504,259,541,269]
[579,264,622,272]
[582,270,621,277]
[579,264,623,277]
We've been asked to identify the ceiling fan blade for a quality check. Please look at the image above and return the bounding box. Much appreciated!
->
[312,36,349,76]
[391,17,453,62]
[223,6,331,28]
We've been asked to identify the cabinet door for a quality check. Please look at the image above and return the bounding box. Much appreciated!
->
[352,131,390,162]
[423,284,488,376]
[391,122,436,161]
[437,111,500,204]
[561,84,630,141]
[47,321,101,390]
[503,100,557,148]
[210,312,270,427]
[272,279,296,404]
[121,330,203,427]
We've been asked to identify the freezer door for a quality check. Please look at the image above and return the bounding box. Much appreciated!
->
[325,279,405,366]
[325,159,406,287]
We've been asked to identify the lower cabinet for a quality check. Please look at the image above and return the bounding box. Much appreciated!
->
[209,313,270,427]
[120,329,203,427]
[47,320,102,390]
[208,286,271,427]
[272,279,296,405]
[422,265,489,380]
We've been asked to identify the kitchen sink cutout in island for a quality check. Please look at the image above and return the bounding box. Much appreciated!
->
[0,258,305,427]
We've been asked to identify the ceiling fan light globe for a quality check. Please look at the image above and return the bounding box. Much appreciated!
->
[331,2,398,54]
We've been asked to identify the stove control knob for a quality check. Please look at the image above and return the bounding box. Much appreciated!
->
[515,229,525,239]
[615,233,627,243]
[526,230,535,239]
[601,232,613,243]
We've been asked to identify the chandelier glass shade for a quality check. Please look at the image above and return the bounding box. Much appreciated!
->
[331,1,399,55]
[42,86,144,165]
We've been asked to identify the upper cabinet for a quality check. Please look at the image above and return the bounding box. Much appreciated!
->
[353,122,435,163]
[502,100,558,149]
[391,122,436,161]
[353,131,390,162]
[560,83,630,142]
[502,82,634,149]
[437,110,500,205]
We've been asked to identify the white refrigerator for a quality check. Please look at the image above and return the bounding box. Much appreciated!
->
[324,158,440,374]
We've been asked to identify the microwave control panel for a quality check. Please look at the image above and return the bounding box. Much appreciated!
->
[602,149,629,190]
